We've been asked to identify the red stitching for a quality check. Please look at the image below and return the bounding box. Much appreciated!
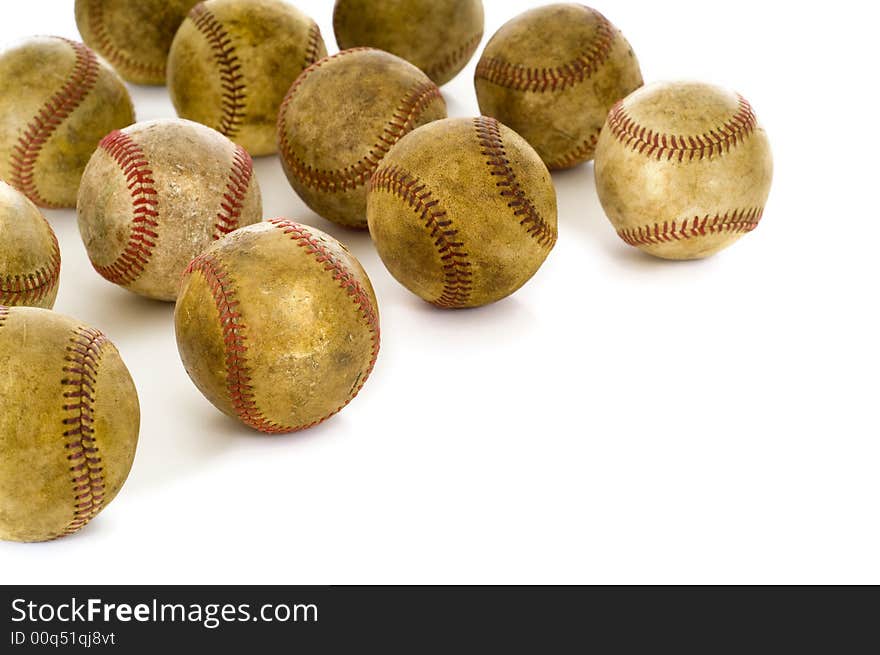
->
[474,9,613,92]
[0,305,9,327]
[278,60,444,193]
[185,251,289,433]
[617,208,764,247]
[607,95,758,162]
[370,166,473,308]
[214,144,253,240]
[424,31,483,81]
[546,130,600,170]
[0,218,60,306]
[267,220,380,427]
[8,38,99,207]
[85,0,166,80]
[189,4,246,138]
[59,326,108,537]
[303,20,323,68]
[473,117,557,248]
[92,130,158,286]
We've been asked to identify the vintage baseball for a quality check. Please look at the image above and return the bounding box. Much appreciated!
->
[367,117,557,308]
[277,48,447,228]
[167,0,327,156]
[77,119,262,302]
[333,0,484,86]
[594,81,774,260]
[175,220,380,434]
[0,307,140,542]
[0,181,61,309]
[75,0,201,85]
[474,4,642,170]
[0,36,135,208]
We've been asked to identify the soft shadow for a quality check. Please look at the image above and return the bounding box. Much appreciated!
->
[79,286,174,337]
[390,291,539,345]
[124,395,237,496]
[604,239,719,275]
[551,162,617,250]
[201,406,350,447]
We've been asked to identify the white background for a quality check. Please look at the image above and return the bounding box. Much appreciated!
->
[2,0,878,584]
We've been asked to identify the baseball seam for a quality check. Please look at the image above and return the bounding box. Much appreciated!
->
[92,130,158,287]
[185,251,290,434]
[189,4,247,138]
[279,66,443,194]
[9,38,99,208]
[303,20,323,69]
[0,305,8,327]
[607,95,758,162]
[370,166,473,308]
[425,31,483,82]
[269,219,381,428]
[473,117,557,248]
[86,0,166,80]
[0,223,61,307]
[214,144,253,240]
[546,130,601,170]
[617,208,764,247]
[474,10,613,92]
[60,326,109,538]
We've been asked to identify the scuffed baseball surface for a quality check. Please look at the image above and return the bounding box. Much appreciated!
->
[0,182,61,309]
[77,118,262,301]
[74,0,201,85]
[333,0,484,86]
[594,81,773,260]
[475,4,642,170]
[367,117,557,308]
[277,48,447,229]
[175,220,380,434]
[0,36,135,208]
[168,0,327,156]
[0,306,139,543]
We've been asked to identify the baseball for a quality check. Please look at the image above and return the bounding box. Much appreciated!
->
[474,4,642,170]
[594,81,773,260]
[75,0,201,85]
[0,36,135,208]
[175,220,380,434]
[167,0,327,156]
[367,117,557,308]
[0,181,61,309]
[0,306,140,542]
[333,0,484,86]
[277,48,447,228]
[77,119,262,301]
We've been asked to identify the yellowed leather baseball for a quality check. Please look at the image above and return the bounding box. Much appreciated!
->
[474,4,642,170]
[77,119,262,302]
[277,48,447,229]
[75,0,201,85]
[367,117,557,308]
[333,0,484,86]
[175,220,380,434]
[594,81,774,260]
[0,181,60,309]
[167,0,327,156]
[0,306,140,542]
[0,36,135,208]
